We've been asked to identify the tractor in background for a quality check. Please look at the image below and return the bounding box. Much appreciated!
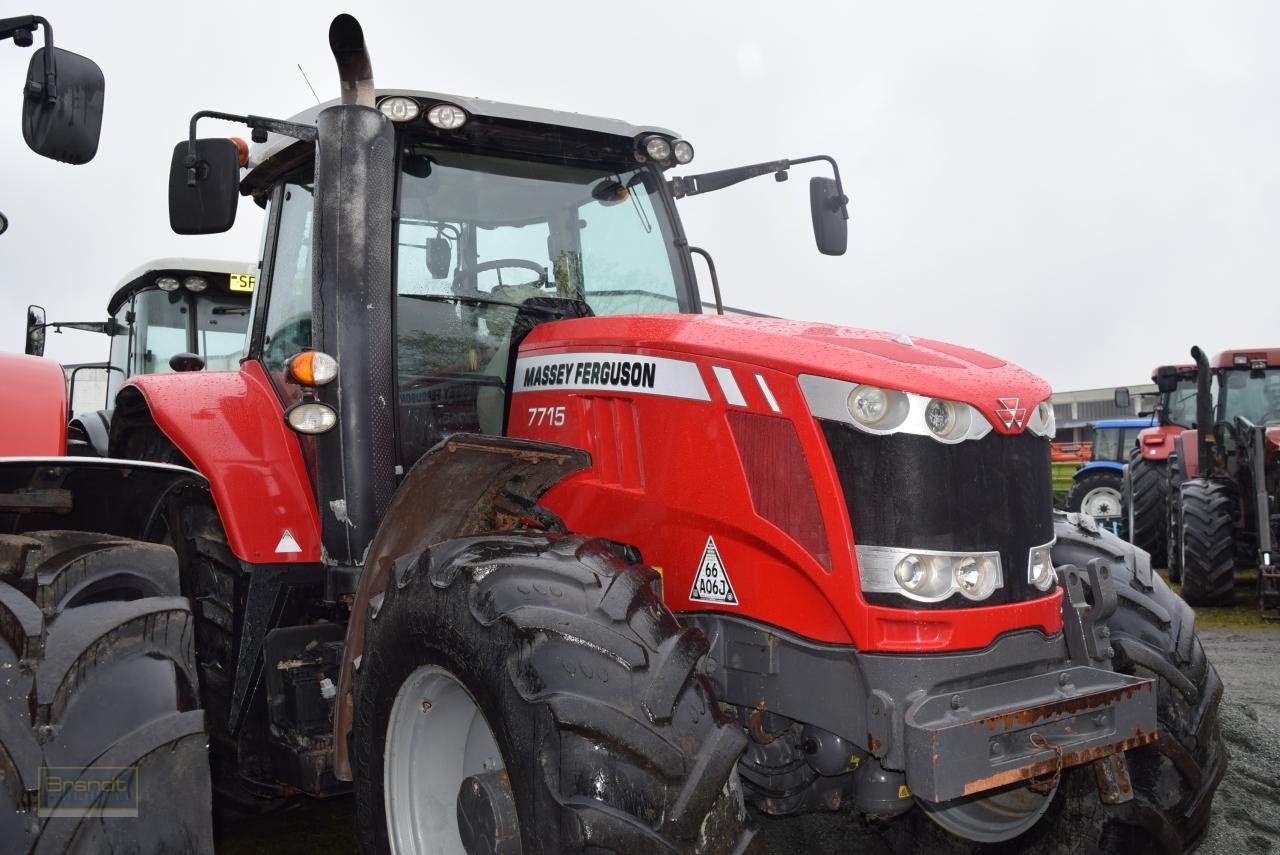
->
[1117,365,1199,572]
[0,15,1223,853]
[1064,417,1153,531]
[21,258,256,456]
[1166,346,1280,610]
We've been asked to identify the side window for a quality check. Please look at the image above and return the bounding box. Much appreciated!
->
[106,298,131,400]
[261,181,315,402]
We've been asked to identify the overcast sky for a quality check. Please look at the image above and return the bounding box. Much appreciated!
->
[2,1,1278,392]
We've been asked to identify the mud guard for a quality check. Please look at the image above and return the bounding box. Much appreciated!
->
[332,433,590,780]
[0,457,204,538]
[0,352,67,456]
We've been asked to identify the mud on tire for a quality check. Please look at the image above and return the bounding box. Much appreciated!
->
[1051,515,1226,851]
[0,531,212,853]
[352,534,758,854]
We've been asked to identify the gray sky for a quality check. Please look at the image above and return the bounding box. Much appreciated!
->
[3,0,1278,392]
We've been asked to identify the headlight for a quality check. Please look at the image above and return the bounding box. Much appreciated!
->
[801,375,992,443]
[1027,542,1056,591]
[378,96,420,122]
[643,135,672,162]
[156,276,180,292]
[1027,399,1056,438]
[426,103,467,130]
[284,400,338,434]
[857,544,1004,603]
[672,139,695,164]
[183,276,208,292]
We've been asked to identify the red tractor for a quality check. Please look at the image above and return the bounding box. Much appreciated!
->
[0,16,1223,853]
[1120,364,1199,570]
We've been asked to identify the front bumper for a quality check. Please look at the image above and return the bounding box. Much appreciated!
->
[904,665,1156,802]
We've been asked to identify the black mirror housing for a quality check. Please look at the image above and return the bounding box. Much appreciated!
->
[169,138,240,234]
[169,352,206,372]
[25,304,46,356]
[809,177,847,256]
[1154,365,1179,394]
[22,47,104,164]
[1113,388,1131,410]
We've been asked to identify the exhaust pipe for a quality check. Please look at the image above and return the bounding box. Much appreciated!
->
[1191,345,1216,477]
[329,14,375,108]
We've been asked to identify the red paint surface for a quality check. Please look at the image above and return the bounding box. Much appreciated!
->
[1212,348,1280,369]
[124,361,321,563]
[1134,425,1182,462]
[0,353,66,455]
[511,315,1062,652]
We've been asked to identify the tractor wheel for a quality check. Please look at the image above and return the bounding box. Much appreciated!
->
[352,534,758,855]
[1066,469,1125,526]
[0,532,213,853]
[1045,517,1225,851]
[1178,479,1237,607]
[1125,447,1168,567]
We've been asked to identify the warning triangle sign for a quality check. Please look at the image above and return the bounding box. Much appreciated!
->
[274,530,302,554]
[689,536,738,605]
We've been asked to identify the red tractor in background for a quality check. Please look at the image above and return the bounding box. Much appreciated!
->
[1157,346,1280,609]
[0,15,1223,854]
[1120,364,1199,570]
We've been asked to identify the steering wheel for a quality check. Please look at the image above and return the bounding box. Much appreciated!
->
[469,258,549,290]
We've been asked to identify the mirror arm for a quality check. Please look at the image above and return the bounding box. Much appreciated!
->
[2,15,57,103]
[185,110,319,185]
[669,153,849,219]
[686,246,723,315]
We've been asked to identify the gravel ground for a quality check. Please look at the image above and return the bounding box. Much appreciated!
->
[1196,628,1280,855]
[218,629,1278,854]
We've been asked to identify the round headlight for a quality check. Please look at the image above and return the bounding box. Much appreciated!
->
[848,384,889,426]
[426,103,467,130]
[378,96,420,122]
[287,351,339,386]
[156,276,180,292]
[894,554,927,592]
[1029,547,1056,591]
[925,399,956,436]
[183,276,208,292]
[285,401,338,434]
[954,556,997,600]
[672,139,695,164]
[644,136,672,162]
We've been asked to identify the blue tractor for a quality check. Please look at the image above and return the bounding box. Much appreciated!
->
[1065,417,1155,528]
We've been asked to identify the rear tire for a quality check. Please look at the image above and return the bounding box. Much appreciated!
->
[0,532,213,853]
[352,534,757,854]
[1066,469,1125,527]
[1178,479,1237,607]
[1125,448,1168,567]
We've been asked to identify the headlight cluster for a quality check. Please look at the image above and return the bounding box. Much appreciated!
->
[856,545,1003,603]
[637,133,694,167]
[1027,541,1056,590]
[800,375,993,444]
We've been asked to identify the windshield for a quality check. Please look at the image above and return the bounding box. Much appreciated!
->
[1222,367,1280,425]
[1164,377,1200,427]
[196,292,251,370]
[129,289,190,376]
[393,145,690,465]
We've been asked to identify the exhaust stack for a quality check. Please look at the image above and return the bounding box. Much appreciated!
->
[329,14,375,108]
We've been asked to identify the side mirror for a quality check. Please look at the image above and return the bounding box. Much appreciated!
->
[25,304,46,356]
[22,47,105,164]
[425,237,452,278]
[0,210,8,235]
[169,138,240,234]
[1154,365,1179,394]
[809,177,848,256]
[169,352,206,372]
[1113,388,1131,410]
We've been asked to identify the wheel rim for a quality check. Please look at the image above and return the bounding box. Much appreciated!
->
[1081,486,1123,519]
[919,782,1056,843]
[384,665,509,855]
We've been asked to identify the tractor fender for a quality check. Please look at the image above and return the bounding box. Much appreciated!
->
[332,433,591,781]
[0,352,67,456]
[1073,460,1123,480]
[1133,424,1180,463]
[1175,429,1199,479]
[0,456,203,537]
[110,362,322,564]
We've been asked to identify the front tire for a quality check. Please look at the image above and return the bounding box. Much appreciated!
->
[1178,479,1237,607]
[352,535,757,854]
[1125,447,1169,567]
[1066,469,1125,527]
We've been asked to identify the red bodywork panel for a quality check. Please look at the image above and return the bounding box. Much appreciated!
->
[1134,425,1182,463]
[509,315,1062,653]
[123,361,321,563]
[1,353,67,456]
[1178,429,1200,478]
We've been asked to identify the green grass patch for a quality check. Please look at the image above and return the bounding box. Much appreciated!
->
[1162,569,1280,631]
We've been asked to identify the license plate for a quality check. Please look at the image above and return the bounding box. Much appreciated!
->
[229,273,256,293]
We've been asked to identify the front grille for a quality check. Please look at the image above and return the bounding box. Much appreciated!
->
[819,421,1055,609]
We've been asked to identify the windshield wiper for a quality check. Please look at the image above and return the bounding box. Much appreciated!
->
[400,292,589,319]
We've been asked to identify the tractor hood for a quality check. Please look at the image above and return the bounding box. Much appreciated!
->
[519,314,1051,434]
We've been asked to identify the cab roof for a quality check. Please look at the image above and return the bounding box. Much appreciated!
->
[107,257,256,315]
[1213,348,1280,369]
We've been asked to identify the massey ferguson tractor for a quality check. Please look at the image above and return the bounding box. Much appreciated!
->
[1159,346,1280,610]
[17,257,256,456]
[1120,365,1199,571]
[0,15,1223,854]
